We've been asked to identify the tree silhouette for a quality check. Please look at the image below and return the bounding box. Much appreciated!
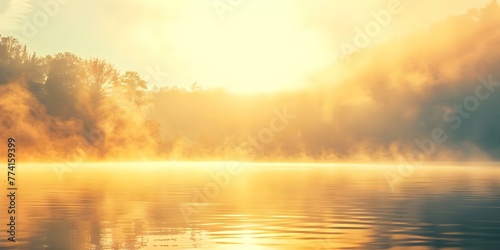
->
[84,58,119,106]
[119,71,148,107]
[44,52,84,116]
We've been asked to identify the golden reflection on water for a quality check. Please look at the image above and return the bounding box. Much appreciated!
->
[2,162,500,249]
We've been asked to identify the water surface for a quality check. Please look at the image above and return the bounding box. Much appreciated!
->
[3,162,500,249]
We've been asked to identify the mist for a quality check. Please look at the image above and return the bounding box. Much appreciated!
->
[1,2,499,162]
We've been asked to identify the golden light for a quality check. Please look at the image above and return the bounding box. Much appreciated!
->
[148,0,334,93]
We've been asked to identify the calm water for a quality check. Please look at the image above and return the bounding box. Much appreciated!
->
[2,162,500,249]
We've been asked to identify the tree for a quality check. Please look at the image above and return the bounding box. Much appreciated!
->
[23,52,47,84]
[84,58,119,105]
[44,52,84,116]
[119,71,148,107]
[0,36,27,84]
[0,36,47,85]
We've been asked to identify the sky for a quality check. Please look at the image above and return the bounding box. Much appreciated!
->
[0,0,493,93]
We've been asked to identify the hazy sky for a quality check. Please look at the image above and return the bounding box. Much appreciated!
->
[0,0,492,93]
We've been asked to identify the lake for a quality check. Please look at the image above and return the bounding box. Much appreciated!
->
[2,162,500,249]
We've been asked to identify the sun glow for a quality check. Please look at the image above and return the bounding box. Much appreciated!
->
[143,0,334,93]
